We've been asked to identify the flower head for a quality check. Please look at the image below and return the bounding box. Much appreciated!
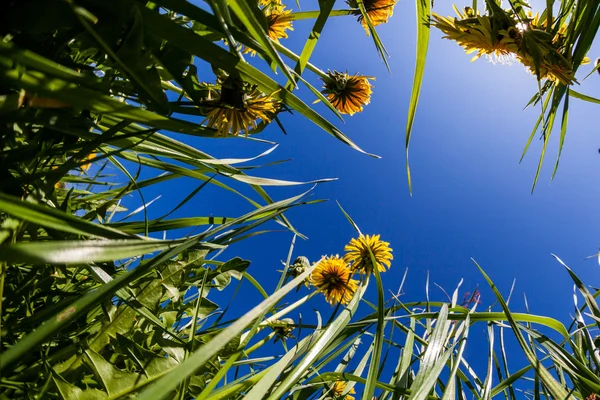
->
[310,256,358,305]
[327,381,356,400]
[433,6,583,84]
[321,71,374,115]
[81,153,96,172]
[259,0,283,10]
[280,256,311,289]
[203,85,281,137]
[432,7,520,62]
[348,0,397,33]
[344,234,392,275]
[270,318,295,343]
[266,7,293,40]
[518,53,576,85]
[244,6,293,55]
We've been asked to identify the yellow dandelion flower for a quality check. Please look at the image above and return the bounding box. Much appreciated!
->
[259,0,283,10]
[518,53,576,85]
[203,87,281,137]
[266,7,293,40]
[328,381,356,400]
[51,166,66,190]
[244,7,293,56]
[432,7,520,62]
[344,234,392,275]
[81,153,96,172]
[527,12,568,45]
[310,256,359,305]
[321,71,374,115]
[348,0,397,33]
[515,19,588,85]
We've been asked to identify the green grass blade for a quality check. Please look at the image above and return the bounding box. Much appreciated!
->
[0,239,220,264]
[409,304,454,400]
[442,315,471,400]
[570,89,600,104]
[551,89,569,180]
[225,0,296,84]
[288,0,335,88]
[0,192,135,240]
[244,333,318,399]
[363,249,387,399]
[405,0,431,194]
[266,281,370,399]
[356,0,390,68]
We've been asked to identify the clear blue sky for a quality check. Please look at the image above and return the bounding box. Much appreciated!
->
[119,0,600,394]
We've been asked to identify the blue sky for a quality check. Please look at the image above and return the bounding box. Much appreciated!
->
[115,0,600,394]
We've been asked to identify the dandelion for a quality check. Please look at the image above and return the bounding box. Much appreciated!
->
[433,6,584,84]
[327,381,356,400]
[266,7,293,41]
[348,0,397,32]
[321,70,374,115]
[310,256,358,305]
[244,6,293,55]
[279,256,311,289]
[203,86,281,137]
[344,234,392,275]
[431,7,520,62]
[81,153,96,172]
[259,0,283,10]
[270,318,295,343]
[518,53,576,85]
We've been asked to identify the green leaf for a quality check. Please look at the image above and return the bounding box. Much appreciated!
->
[363,248,386,400]
[225,0,297,84]
[84,349,143,397]
[52,375,108,400]
[244,333,318,399]
[0,192,135,239]
[551,88,569,179]
[405,0,431,194]
[0,238,220,264]
[266,280,369,400]
[408,304,452,400]
[0,237,200,372]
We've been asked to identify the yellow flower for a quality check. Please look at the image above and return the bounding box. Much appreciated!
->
[518,53,576,85]
[203,87,280,137]
[270,318,295,343]
[432,7,520,62]
[259,0,283,10]
[344,234,392,275]
[266,7,293,40]
[433,6,584,84]
[328,381,356,400]
[348,0,397,33]
[321,71,374,115]
[244,7,293,55]
[310,256,359,305]
[81,153,96,172]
